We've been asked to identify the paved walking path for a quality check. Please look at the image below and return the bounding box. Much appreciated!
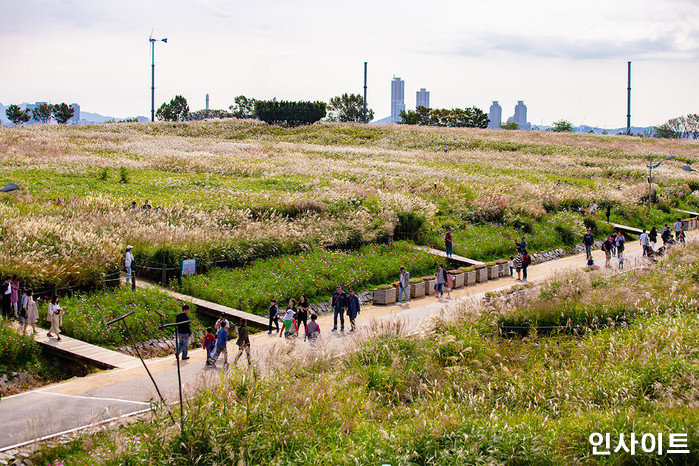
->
[1,232,695,452]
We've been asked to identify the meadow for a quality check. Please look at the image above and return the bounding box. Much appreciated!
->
[30,242,699,464]
[2,120,698,292]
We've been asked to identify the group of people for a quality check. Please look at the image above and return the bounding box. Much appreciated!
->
[267,294,324,338]
[130,200,162,215]
[509,237,532,281]
[2,275,64,340]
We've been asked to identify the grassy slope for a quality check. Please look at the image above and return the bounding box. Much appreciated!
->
[32,244,699,464]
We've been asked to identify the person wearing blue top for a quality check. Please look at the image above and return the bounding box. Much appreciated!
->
[515,237,527,254]
[347,288,361,333]
[210,324,228,367]
[331,285,348,332]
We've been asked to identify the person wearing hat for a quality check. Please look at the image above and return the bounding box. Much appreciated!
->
[125,245,135,285]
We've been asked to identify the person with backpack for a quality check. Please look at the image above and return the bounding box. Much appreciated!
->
[521,252,532,281]
[602,236,614,268]
[331,285,347,332]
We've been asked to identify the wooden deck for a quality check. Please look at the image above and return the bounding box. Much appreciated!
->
[137,281,269,329]
[415,246,485,266]
[609,222,644,236]
[33,332,138,370]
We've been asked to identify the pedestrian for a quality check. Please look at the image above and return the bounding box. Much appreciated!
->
[521,251,531,281]
[47,295,63,341]
[19,289,28,325]
[639,229,650,257]
[605,203,611,223]
[10,275,19,319]
[661,224,671,245]
[444,227,454,258]
[281,299,297,337]
[130,201,137,211]
[331,285,347,332]
[649,226,658,252]
[515,237,527,254]
[306,314,321,341]
[618,253,625,270]
[615,232,626,257]
[434,264,447,300]
[445,271,453,299]
[589,200,598,216]
[514,253,523,280]
[268,299,279,334]
[602,236,613,268]
[22,289,39,335]
[1,277,11,319]
[233,319,251,366]
[674,218,683,241]
[583,228,594,260]
[297,294,310,334]
[215,313,229,332]
[202,327,216,366]
[398,266,410,305]
[508,256,514,277]
[347,288,360,332]
[210,323,228,367]
[175,304,192,360]
[124,245,135,285]
[610,230,618,255]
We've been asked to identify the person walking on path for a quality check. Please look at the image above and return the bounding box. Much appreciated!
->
[1,277,11,319]
[124,246,135,287]
[605,203,611,223]
[281,299,297,337]
[209,324,228,367]
[175,304,192,360]
[661,224,672,245]
[331,285,348,332]
[306,314,321,341]
[514,253,523,280]
[640,229,650,257]
[583,229,594,260]
[649,227,658,252]
[347,288,361,332]
[445,271,454,299]
[615,232,626,258]
[674,218,683,241]
[10,275,19,318]
[521,252,532,281]
[47,295,63,341]
[444,227,454,258]
[398,266,410,305]
[268,299,279,334]
[602,236,614,268]
[297,294,310,335]
[22,289,39,335]
[233,319,251,366]
[202,327,215,366]
[515,237,527,254]
[434,264,447,300]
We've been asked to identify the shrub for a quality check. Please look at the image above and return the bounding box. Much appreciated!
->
[511,217,533,234]
[395,211,425,240]
[468,195,508,223]
[254,100,326,126]
[119,166,128,183]
[555,224,576,245]
[583,217,598,233]
[0,321,41,373]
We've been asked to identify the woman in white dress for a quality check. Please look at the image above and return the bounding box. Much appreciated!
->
[22,289,40,335]
[47,295,63,341]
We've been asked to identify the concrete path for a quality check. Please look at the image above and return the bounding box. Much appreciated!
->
[1,232,695,452]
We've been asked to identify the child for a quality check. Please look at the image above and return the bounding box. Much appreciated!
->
[508,256,514,277]
[202,327,215,366]
[445,272,454,299]
[280,304,296,338]
[210,324,228,367]
[306,314,321,341]
[618,253,625,270]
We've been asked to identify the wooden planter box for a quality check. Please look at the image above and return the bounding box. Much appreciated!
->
[373,288,396,305]
[423,278,435,295]
[487,265,499,280]
[450,271,465,288]
[475,268,488,283]
[410,281,425,298]
[465,271,476,285]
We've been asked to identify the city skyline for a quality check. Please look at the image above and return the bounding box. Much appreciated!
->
[2,1,699,127]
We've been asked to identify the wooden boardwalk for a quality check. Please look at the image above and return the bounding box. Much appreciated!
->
[33,332,138,370]
[415,246,484,266]
[609,222,644,236]
[137,281,269,329]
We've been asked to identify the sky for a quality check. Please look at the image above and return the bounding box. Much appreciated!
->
[2,0,698,127]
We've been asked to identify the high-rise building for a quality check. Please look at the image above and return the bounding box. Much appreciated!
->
[205,94,209,111]
[506,100,532,131]
[390,77,405,123]
[70,103,80,125]
[488,101,502,129]
[416,88,430,108]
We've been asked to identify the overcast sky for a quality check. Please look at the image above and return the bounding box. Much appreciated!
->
[2,0,698,127]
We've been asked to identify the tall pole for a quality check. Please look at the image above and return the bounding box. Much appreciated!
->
[626,61,631,135]
[151,40,156,122]
[648,154,653,216]
[363,62,368,124]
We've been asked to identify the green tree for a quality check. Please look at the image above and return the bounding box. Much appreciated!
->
[51,103,75,124]
[229,95,256,119]
[551,120,574,132]
[254,100,326,126]
[187,109,231,120]
[400,106,488,128]
[327,93,374,122]
[5,105,31,126]
[156,95,189,121]
[399,106,431,125]
[500,121,519,130]
[32,103,52,123]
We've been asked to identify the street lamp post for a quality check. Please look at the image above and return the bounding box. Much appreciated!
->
[646,155,675,215]
[150,36,168,122]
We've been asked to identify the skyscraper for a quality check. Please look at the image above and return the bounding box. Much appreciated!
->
[416,88,430,108]
[390,77,405,123]
[506,100,532,131]
[488,101,502,129]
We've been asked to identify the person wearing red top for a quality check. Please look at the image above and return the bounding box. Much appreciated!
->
[202,327,216,366]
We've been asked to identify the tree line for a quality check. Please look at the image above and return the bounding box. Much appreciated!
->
[5,103,75,126]
[653,114,699,139]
